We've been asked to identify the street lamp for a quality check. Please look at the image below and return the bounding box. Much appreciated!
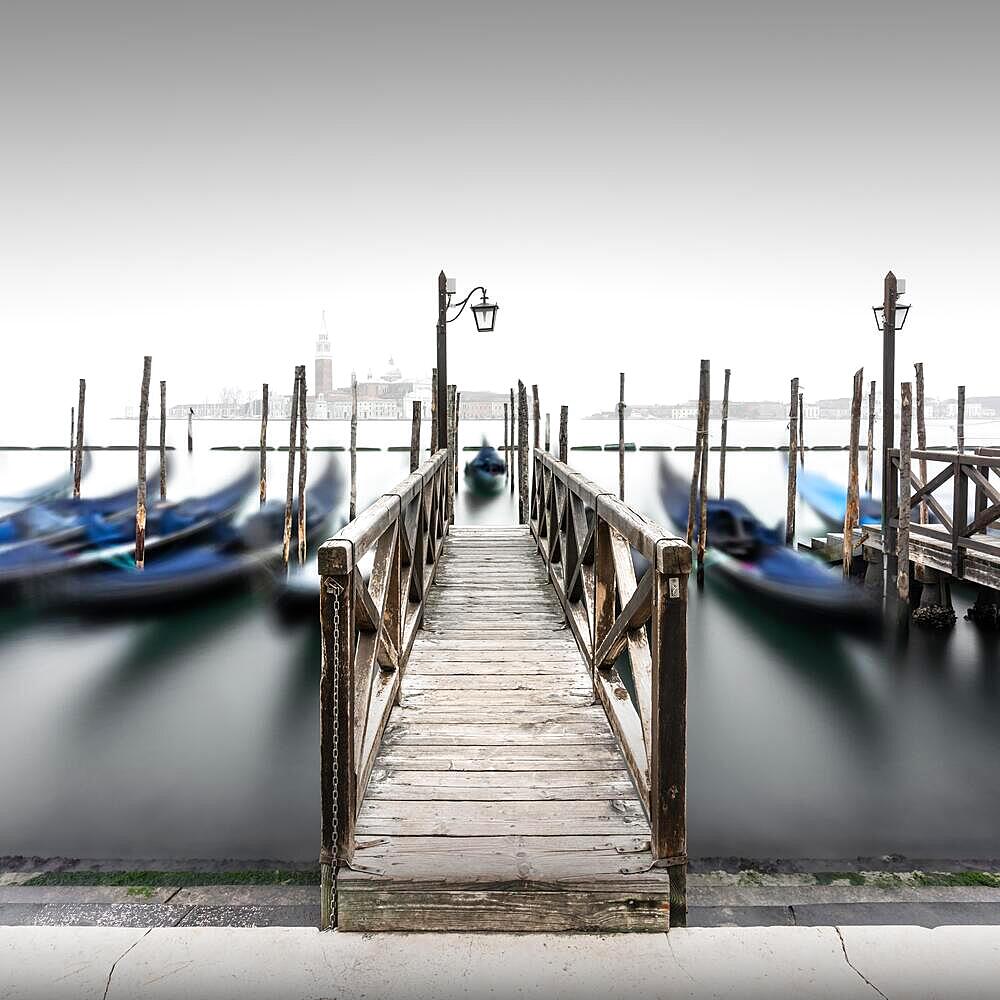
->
[436,271,499,450]
[872,271,910,595]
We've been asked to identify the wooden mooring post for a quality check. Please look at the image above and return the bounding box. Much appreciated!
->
[510,387,516,495]
[865,380,876,494]
[517,381,529,524]
[719,368,730,498]
[282,366,303,573]
[696,363,709,587]
[844,369,863,576]
[798,390,805,467]
[135,356,152,569]
[785,377,799,546]
[259,383,269,505]
[454,391,461,491]
[559,405,568,464]
[350,373,358,521]
[69,407,74,470]
[897,381,913,628]
[409,400,421,473]
[430,368,438,457]
[915,364,927,524]
[957,385,966,454]
[503,402,509,479]
[447,385,457,524]
[618,372,626,501]
[297,370,308,565]
[159,380,167,500]
[532,384,540,451]
[686,364,706,549]
[73,379,86,499]
[545,412,551,453]
[187,407,193,452]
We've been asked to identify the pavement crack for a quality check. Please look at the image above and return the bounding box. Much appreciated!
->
[788,905,797,925]
[102,927,153,1000]
[835,926,888,999]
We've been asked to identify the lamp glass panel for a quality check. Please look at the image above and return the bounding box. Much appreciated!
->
[473,303,497,332]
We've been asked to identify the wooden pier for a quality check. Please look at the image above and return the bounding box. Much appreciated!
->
[318,448,690,932]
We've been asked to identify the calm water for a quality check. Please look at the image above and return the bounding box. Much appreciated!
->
[1,416,998,861]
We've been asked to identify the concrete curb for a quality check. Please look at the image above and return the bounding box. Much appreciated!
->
[2,925,999,999]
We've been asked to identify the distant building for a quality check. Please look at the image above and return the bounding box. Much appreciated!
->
[459,391,508,419]
[315,321,333,396]
[670,405,698,419]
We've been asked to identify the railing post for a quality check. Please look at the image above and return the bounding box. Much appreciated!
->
[952,456,968,578]
[592,506,615,677]
[650,539,691,928]
[319,539,357,930]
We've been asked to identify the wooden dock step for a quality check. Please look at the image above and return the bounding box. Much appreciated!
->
[337,525,670,932]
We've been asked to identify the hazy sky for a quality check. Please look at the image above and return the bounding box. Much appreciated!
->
[2,1,998,435]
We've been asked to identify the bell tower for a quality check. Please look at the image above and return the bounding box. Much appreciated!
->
[315,311,333,396]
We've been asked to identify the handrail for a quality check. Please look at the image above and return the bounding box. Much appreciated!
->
[887,447,1000,577]
[529,447,692,923]
[317,447,451,928]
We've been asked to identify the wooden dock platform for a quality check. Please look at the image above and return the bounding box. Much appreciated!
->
[337,526,669,931]
[318,449,690,933]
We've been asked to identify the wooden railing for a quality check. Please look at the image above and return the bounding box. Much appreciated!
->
[890,448,1000,578]
[317,448,451,928]
[529,448,693,920]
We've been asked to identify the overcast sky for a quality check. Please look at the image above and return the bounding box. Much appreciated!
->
[2,0,998,432]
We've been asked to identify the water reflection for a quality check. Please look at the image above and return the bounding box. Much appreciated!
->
[1,420,999,861]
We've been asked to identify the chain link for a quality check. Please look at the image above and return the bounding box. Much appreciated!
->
[325,578,342,865]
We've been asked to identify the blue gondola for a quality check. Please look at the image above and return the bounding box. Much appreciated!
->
[46,459,344,613]
[464,441,506,495]
[0,450,92,508]
[0,464,255,592]
[658,459,876,622]
[795,464,881,530]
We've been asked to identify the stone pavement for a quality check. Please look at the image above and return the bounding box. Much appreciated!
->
[2,925,1000,999]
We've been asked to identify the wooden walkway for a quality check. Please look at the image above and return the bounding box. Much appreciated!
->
[318,448,690,933]
[337,526,670,931]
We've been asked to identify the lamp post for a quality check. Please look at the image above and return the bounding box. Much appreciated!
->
[872,271,911,595]
[435,270,498,450]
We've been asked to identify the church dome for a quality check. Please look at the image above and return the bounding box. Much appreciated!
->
[382,357,402,382]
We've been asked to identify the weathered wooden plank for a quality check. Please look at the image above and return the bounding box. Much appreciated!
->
[336,888,668,932]
[392,706,606,725]
[401,689,593,708]
[404,672,589,690]
[356,798,646,836]
[367,770,636,800]
[381,723,617,746]
[340,834,655,880]
[376,746,629,770]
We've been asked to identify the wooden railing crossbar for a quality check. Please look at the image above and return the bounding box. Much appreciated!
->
[529,448,692,920]
[318,448,450,928]
[888,448,1000,577]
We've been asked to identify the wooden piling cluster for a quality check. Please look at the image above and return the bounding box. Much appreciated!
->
[686,362,710,587]
[297,370,308,566]
[897,381,913,618]
[559,405,568,464]
[865,380,876,494]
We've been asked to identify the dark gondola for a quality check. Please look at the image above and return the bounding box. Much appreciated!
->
[464,441,506,495]
[659,458,876,623]
[1,464,255,594]
[46,458,344,613]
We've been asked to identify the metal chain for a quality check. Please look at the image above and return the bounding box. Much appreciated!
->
[325,578,342,865]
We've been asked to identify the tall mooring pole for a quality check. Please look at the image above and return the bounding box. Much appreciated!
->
[881,272,898,594]
[436,271,449,452]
